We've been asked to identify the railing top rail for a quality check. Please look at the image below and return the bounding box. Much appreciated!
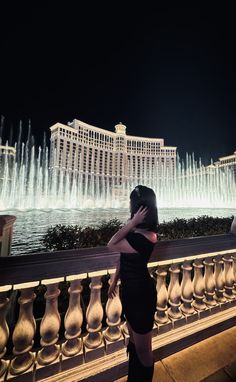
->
[0,233,236,287]
[0,215,16,234]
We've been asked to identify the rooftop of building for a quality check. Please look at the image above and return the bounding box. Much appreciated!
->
[219,151,236,161]
[50,119,177,148]
[0,144,16,154]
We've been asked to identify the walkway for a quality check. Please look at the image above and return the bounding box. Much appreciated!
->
[115,326,236,382]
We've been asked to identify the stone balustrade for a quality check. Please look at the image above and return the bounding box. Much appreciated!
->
[0,229,236,381]
[0,215,16,257]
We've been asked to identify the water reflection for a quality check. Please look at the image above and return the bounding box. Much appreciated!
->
[8,207,236,255]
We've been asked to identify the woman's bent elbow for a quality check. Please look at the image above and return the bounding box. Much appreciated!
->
[107,244,116,252]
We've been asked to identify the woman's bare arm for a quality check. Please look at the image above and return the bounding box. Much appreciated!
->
[113,258,120,284]
[107,206,148,253]
[107,220,135,248]
[108,258,121,299]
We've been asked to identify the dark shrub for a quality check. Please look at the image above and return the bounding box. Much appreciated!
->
[42,224,83,250]
[42,216,233,251]
[42,218,122,251]
[158,215,233,240]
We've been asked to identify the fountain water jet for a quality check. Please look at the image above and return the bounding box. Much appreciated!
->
[0,121,235,210]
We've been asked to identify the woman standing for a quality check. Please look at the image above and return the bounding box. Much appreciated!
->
[107,185,158,381]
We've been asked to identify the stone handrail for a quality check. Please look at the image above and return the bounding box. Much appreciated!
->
[231,215,236,234]
[0,233,236,285]
[0,233,236,381]
[0,215,16,257]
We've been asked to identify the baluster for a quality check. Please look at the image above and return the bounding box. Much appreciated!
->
[180,261,195,315]
[103,270,123,353]
[62,275,86,362]
[193,259,206,311]
[104,271,122,342]
[203,259,217,306]
[155,267,169,324]
[167,264,182,321]
[223,256,235,300]
[37,280,62,371]
[0,290,10,379]
[232,255,236,295]
[214,257,226,303]
[9,284,37,377]
[84,272,105,361]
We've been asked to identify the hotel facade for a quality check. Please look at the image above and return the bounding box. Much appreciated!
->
[214,151,236,178]
[0,144,16,181]
[49,119,177,195]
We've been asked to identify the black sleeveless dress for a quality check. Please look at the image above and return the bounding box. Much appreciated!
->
[120,232,157,334]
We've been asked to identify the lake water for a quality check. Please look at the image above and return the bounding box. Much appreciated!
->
[4,207,236,255]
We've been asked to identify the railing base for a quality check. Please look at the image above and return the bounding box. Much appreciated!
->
[35,355,61,382]
[104,336,125,355]
[154,305,236,360]
[10,305,234,382]
[61,350,84,372]
[84,343,105,363]
[155,321,172,335]
[0,360,9,382]
[6,363,34,382]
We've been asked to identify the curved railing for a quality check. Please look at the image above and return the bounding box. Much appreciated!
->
[0,216,236,381]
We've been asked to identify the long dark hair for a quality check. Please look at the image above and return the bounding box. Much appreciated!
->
[130,185,158,232]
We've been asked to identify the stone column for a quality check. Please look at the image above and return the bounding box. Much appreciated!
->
[214,257,226,303]
[223,256,235,300]
[37,279,62,372]
[62,276,85,357]
[167,264,182,321]
[155,267,169,324]
[232,254,236,295]
[0,290,9,379]
[0,215,16,256]
[9,285,37,377]
[104,271,122,342]
[61,274,86,370]
[180,261,195,315]
[83,272,105,361]
[103,270,123,353]
[204,259,217,306]
[193,259,206,311]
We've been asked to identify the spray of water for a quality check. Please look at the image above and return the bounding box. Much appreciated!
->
[0,119,235,210]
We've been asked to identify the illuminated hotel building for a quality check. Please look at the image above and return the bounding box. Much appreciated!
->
[49,119,177,192]
[214,151,236,178]
[0,145,16,181]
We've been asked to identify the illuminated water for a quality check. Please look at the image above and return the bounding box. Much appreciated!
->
[8,207,236,255]
[0,138,236,210]
[0,126,236,255]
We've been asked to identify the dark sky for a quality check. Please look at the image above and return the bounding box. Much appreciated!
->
[1,4,236,164]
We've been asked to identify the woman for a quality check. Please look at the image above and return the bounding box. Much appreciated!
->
[107,185,158,382]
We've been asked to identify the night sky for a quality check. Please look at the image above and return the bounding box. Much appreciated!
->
[1,4,236,164]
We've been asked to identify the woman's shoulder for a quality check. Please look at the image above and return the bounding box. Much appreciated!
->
[132,230,157,244]
[125,231,156,256]
[146,232,158,244]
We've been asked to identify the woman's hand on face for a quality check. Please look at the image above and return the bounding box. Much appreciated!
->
[108,281,117,299]
[131,206,148,227]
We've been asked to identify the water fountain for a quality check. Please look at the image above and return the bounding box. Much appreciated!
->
[0,122,235,211]
[1,119,236,255]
